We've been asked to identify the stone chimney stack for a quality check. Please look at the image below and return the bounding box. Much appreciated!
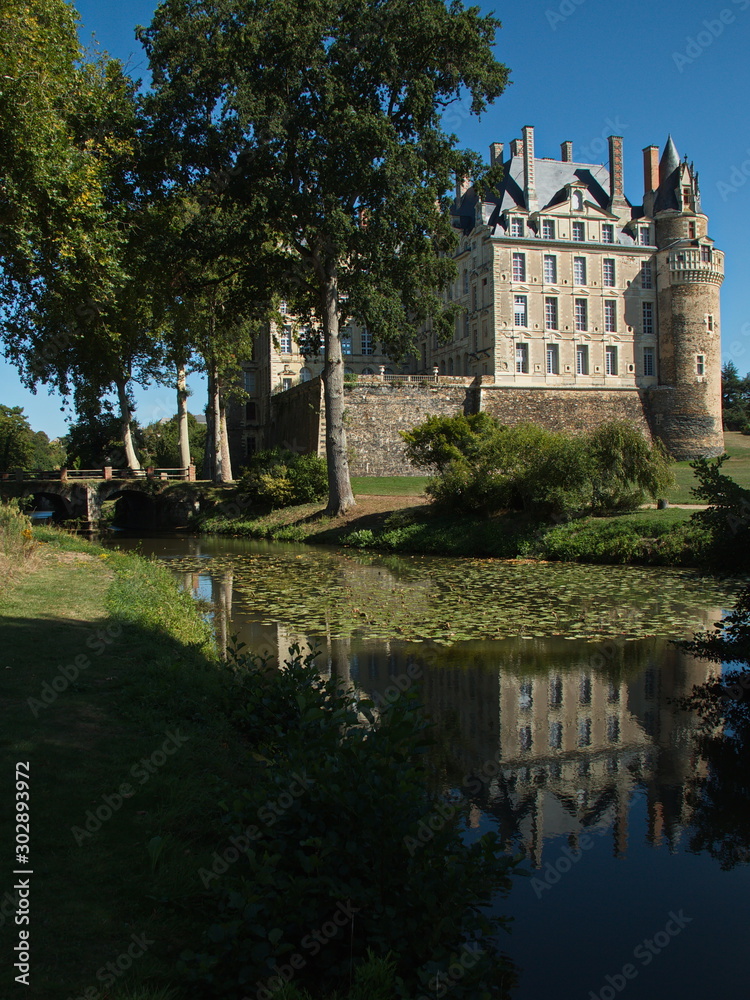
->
[608,135,627,207]
[455,175,471,202]
[522,125,538,212]
[510,137,524,158]
[643,145,660,193]
[561,140,573,162]
[490,142,504,166]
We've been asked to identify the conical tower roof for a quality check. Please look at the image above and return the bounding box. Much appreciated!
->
[659,135,680,185]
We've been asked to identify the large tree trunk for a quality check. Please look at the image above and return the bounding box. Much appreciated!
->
[320,264,355,515]
[203,366,215,479]
[176,365,191,471]
[115,377,141,471]
[220,402,233,483]
[210,361,224,483]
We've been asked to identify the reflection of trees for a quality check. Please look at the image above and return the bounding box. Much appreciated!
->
[678,587,750,870]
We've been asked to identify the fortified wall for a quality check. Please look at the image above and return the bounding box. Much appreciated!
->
[268,375,656,476]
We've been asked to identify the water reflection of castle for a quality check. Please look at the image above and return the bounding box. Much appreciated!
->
[202,568,719,867]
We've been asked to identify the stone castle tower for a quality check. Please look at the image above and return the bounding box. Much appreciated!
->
[646,136,725,458]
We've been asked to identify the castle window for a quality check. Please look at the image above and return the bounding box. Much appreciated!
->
[642,302,654,336]
[572,221,585,242]
[300,367,313,382]
[683,187,691,208]
[573,256,587,285]
[607,682,620,704]
[602,223,614,244]
[696,354,705,376]
[640,262,653,288]
[546,343,559,375]
[245,401,257,421]
[280,326,292,353]
[511,216,524,237]
[549,676,563,707]
[639,225,651,246]
[579,674,592,705]
[549,722,563,749]
[482,276,488,304]
[243,370,257,394]
[688,221,696,239]
[604,300,617,332]
[471,284,478,310]
[543,254,557,283]
[463,268,469,294]
[707,314,715,332]
[643,347,655,377]
[545,297,558,331]
[342,333,353,355]
[701,246,712,262]
[514,295,528,328]
[279,300,288,316]
[542,219,556,240]
[603,258,616,287]
[576,345,589,375]
[448,357,454,375]
[578,718,592,748]
[519,725,533,753]
[516,343,529,374]
[574,298,588,332]
[573,190,584,211]
[512,252,526,281]
[607,716,621,743]
[245,436,257,457]
[605,345,618,375]
[463,313,470,338]
[361,329,374,355]
[282,377,292,391]
[519,680,533,711]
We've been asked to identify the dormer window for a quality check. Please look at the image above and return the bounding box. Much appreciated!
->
[701,246,712,262]
[602,224,614,244]
[573,190,584,211]
[511,216,524,237]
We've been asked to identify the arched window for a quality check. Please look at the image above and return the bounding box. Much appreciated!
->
[573,190,583,211]
[448,358,454,375]
[361,367,374,375]
[299,367,312,382]
[440,360,446,375]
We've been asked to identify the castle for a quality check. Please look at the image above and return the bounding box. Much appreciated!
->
[229,128,724,474]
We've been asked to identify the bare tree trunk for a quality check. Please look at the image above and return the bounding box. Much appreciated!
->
[203,367,215,480]
[320,262,355,515]
[211,361,224,483]
[176,365,191,471]
[115,377,141,471]
[220,402,233,483]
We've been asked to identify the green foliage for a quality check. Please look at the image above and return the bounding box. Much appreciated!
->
[722,361,750,431]
[0,405,35,472]
[585,420,673,512]
[404,414,673,517]
[142,413,207,468]
[239,449,328,508]
[178,648,517,999]
[689,454,750,570]
[63,410,144,469]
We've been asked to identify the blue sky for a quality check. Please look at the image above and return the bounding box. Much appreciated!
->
[3,0,750,437]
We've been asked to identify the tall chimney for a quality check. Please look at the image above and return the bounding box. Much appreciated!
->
[561,140,573,162]
[522,125,538,212]
[643,145,659,193]
[455,175,471,202]
[608,135,626,207]
[510,138,524,158]
[490,142,504,166]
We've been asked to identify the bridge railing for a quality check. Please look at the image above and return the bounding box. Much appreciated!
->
[2,465,197,483]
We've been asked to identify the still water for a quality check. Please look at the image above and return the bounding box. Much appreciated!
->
[108,532,750,999]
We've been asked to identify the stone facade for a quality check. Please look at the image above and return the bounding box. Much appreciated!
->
[229,128,724,471]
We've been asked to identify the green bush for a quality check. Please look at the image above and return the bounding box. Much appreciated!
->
[689,455,750,570]
[239,449,327,508]
[178,649,518,999]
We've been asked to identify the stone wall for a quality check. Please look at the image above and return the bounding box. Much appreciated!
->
[269,378,323,455]
[479,385,652,438]
[342,382,478,476]
[269,380,661,477]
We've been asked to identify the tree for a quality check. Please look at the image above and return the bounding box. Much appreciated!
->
[141,413,207,469]
[0,406,35,473]
[721,361,750,431]
[138,0,510,513]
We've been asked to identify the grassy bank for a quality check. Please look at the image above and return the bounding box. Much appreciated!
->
[1,520,517,1000]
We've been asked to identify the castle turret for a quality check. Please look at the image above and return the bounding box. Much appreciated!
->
[647,137,724,459]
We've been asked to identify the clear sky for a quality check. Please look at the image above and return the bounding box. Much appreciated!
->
[3,0,750,437]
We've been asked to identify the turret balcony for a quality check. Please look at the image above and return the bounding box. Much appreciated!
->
[666,248,724,285]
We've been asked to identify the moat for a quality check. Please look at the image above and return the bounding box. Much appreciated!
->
[107,533,750,999]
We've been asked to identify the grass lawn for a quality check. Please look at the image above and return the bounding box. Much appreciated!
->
[668,430,750,503]
[0,529,245,999]
[350,475,429,496]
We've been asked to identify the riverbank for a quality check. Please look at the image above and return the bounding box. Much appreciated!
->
[198,500,708,566]
[1,523,515,999]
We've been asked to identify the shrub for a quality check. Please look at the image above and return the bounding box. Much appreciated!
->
[585,421,673,513]
[689,455,750,570]
[178,650,518,999]
[0,499,37,592]
[239,449,327,507]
